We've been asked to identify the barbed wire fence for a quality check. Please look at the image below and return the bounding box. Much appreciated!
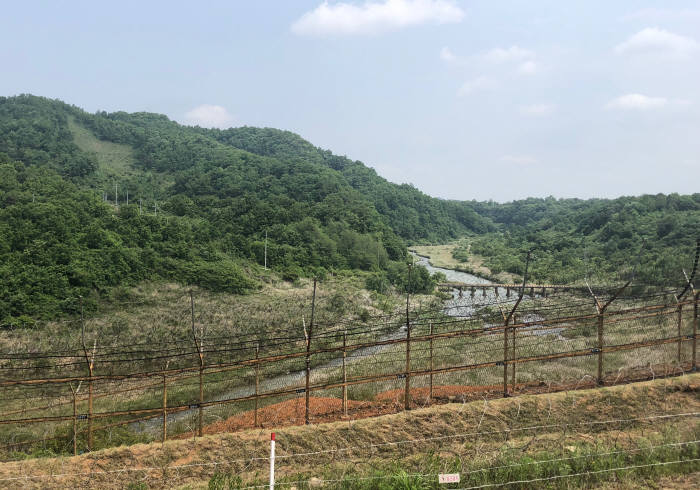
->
[1,408,698,488]
[1,293,697,454]
[0,243,698,487]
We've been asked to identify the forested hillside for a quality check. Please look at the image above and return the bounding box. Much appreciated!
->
[1,94,697,323]
[208,127,699,287]
[0,95,485,321]
[467,197,700,285]
[202,126,491,239]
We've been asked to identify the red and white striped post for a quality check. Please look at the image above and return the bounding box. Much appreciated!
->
[269,432,276,489]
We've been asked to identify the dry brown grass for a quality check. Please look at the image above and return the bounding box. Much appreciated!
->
[0,373,697,489]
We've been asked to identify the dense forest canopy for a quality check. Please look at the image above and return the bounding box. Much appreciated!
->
[0,94,697,322]
[0,95,484,321]
[468,196,700,285]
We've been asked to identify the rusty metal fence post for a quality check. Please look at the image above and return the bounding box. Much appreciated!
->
[191,290,205,438]
[587,280,630,386]
[511,318,517,393]
[72,390,78,456]
[80,297,96,452]
[162,374,167,443]
[677,302,684,363]
[694,292,698,371]
[70,381,81,456]
[255,344,260,427]
[503,251,531,397]
[305,279,317,425]
[503,323,509,397]
[429,322,434,401]
[404,264,412,411]
[342,329,348,416]
[597,312,605,385]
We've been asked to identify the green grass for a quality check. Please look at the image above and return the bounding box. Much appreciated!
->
[68,116,136,177]
[221,441,699,489]
[205,381,700,489]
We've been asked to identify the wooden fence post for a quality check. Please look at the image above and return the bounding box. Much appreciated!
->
[342,329,348,416]
[429,323,434,402]
[305,279,317,425]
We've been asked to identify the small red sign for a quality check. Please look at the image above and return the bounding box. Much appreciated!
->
[438,473,460,483]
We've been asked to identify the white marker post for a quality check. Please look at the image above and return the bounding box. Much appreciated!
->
[269,432,276,489]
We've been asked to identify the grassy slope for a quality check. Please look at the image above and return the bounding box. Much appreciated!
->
[67,115,175,197]
[409,241,518,282]
[67,116,136,177]
[0,374,697,489]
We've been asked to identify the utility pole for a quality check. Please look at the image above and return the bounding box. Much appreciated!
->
[264,230,268,270]
[115,183,118,207]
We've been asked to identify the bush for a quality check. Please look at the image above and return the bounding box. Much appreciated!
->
[365,272,390,293]
[281,265,304,282]
[452,246,469,263]
[387,262,438,294]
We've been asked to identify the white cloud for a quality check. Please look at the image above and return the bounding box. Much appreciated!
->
[440,46,456,62]
[457,76,492,96]
[614,27,699,57]
[483,45,534,63]
[501,155,537,165]
[291,0,465,37]
[520,104,554,116]
[183,105,235,128]
[605,94,667,110]
[517,60,537,75]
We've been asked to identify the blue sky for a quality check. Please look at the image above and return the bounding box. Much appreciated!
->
[2,1,699,201]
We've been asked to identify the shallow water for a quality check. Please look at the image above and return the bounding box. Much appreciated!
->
[136,254,529,432]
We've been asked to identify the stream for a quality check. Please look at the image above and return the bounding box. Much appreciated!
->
[136,252,547,433]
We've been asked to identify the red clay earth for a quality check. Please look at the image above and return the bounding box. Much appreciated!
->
[181,362,693,439]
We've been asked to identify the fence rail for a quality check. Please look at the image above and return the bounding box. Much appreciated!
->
[0,289,698,457]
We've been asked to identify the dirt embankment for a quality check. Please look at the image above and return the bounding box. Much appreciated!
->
[0,374,698,489]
